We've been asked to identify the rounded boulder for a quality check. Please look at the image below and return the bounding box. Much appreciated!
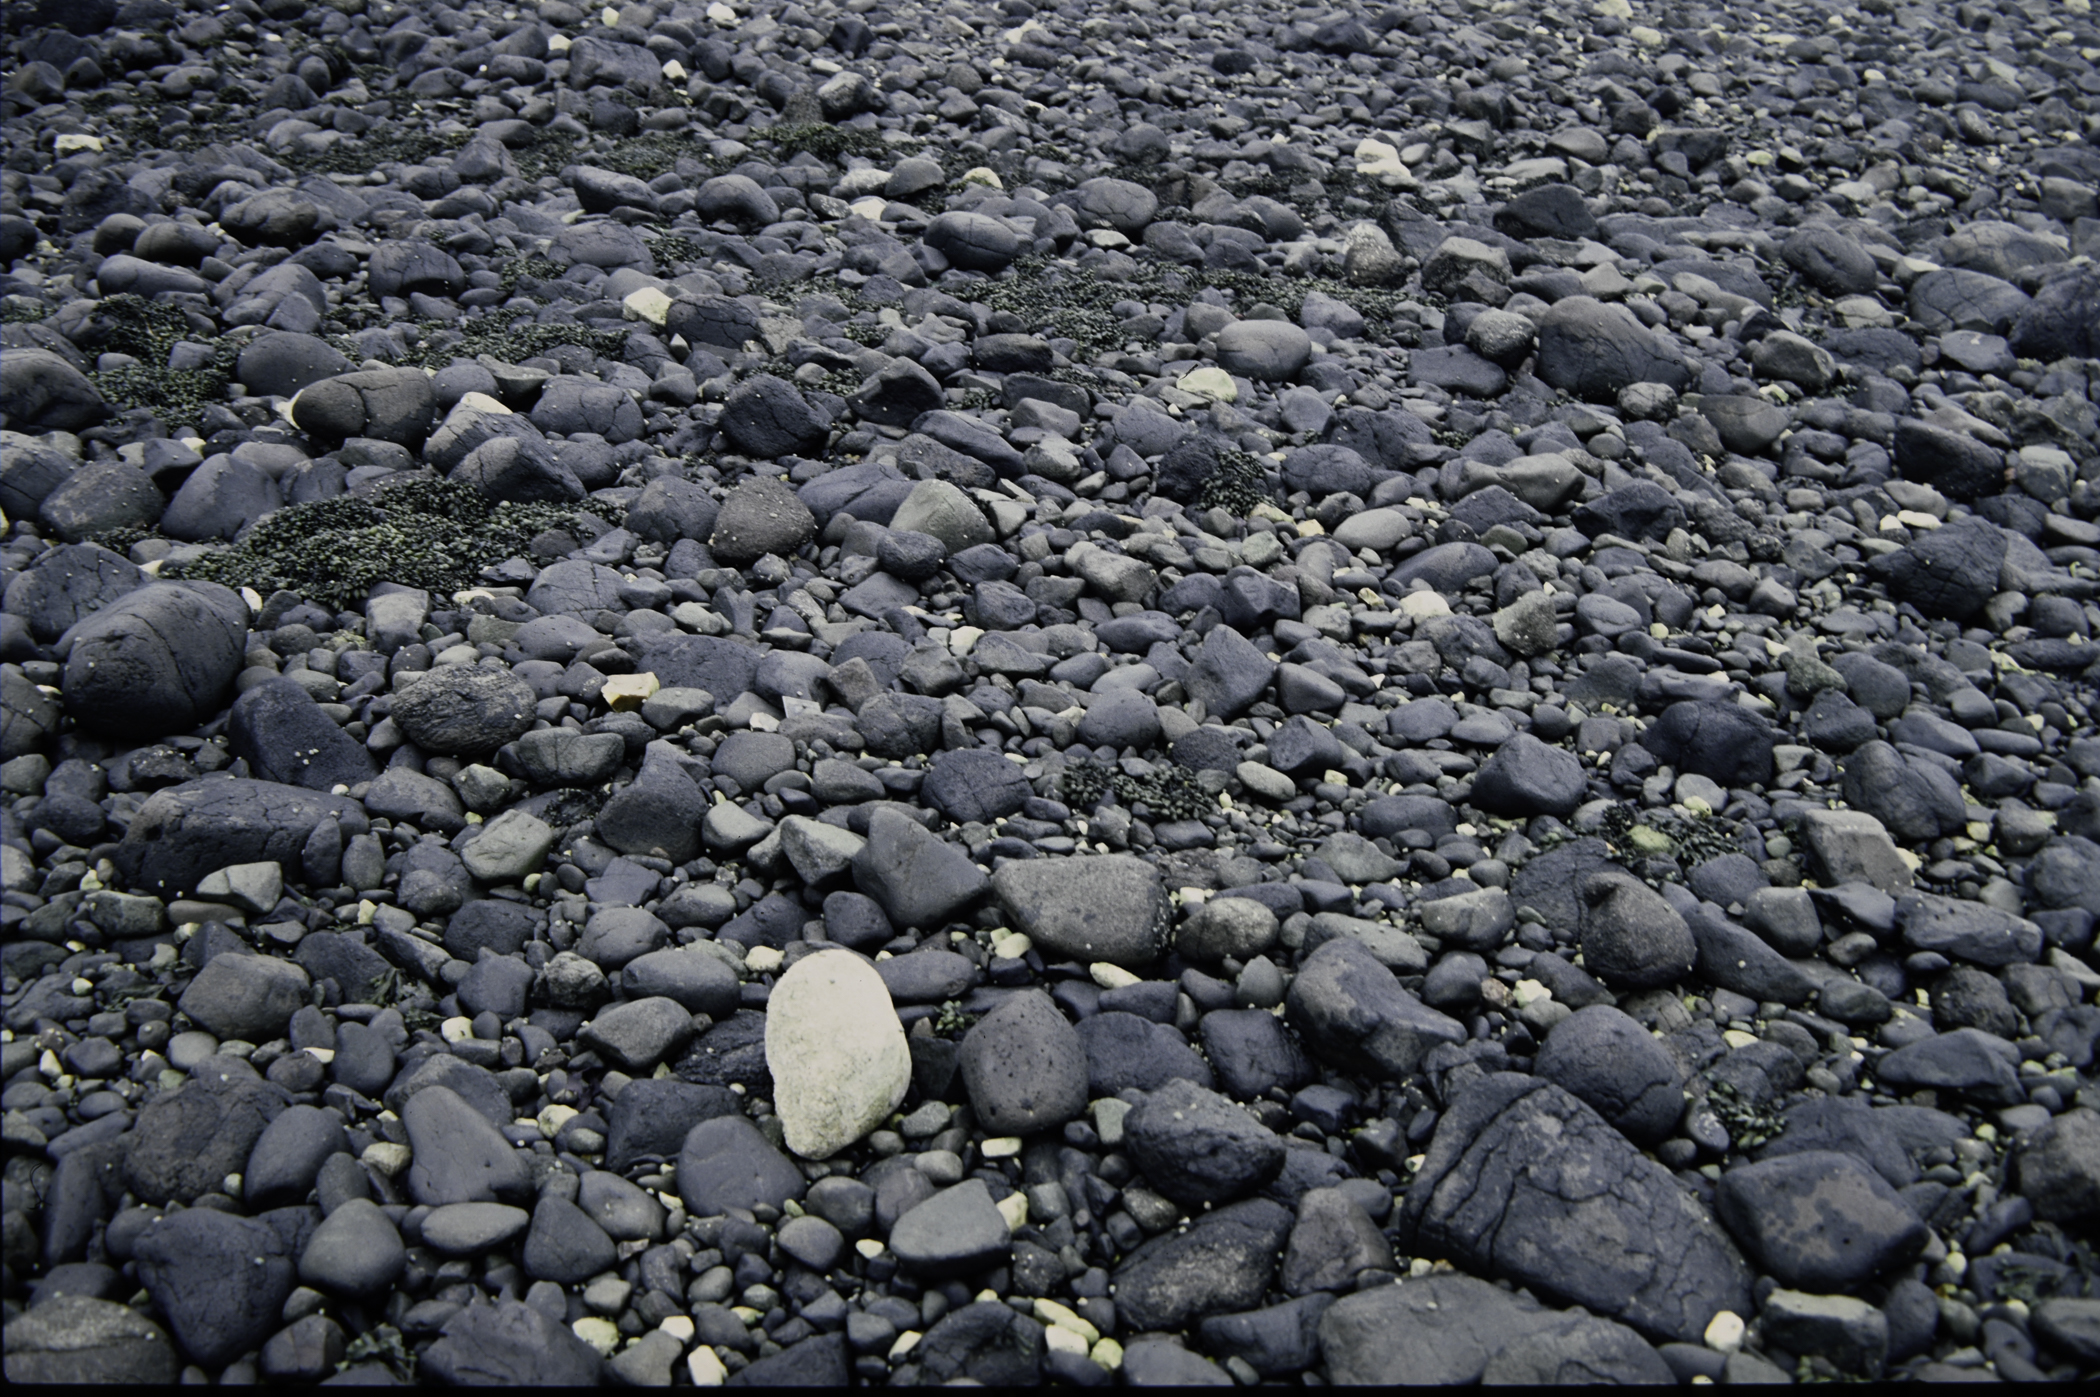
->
[764,950,910,1159]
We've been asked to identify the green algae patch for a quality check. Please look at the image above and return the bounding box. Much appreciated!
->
[1060,757,1216,823]
[85,294,237,418]
[1196,449,1272,515]
[954,254,1423,357]
[761,122,894,161]
[378,305,636,372]
[170,477,583,611]
[287,126,470,177]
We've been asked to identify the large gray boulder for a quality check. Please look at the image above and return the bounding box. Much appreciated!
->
[113,778,367,897]
[1400,1072,1755,1344]
[61,582,249,738]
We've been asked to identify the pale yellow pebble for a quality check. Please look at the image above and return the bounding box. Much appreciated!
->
[1704,1310,1745,1353]
[602,672,660,710]
[572,1317,620,1357]
[1032,1299,1098,1343]
[1090,963,1140,990]
[687,1346,726,1386]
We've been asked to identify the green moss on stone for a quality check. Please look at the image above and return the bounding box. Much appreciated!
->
[170,477,585,611]
[762,123,893,161]
[1197,449,1271,515]
[86,294,237,418]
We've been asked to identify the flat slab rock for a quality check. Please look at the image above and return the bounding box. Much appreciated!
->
[1400,1071,1755,1344]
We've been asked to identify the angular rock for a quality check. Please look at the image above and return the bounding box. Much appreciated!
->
[1113,1197,1292,1331]
[677,1115,804,1217]
[1714,1151,1928,1289]
[1287,937,1465,1078]
[889,1179,1011,1277]
[1401,1072,1755,1343]
[992,855,1168,966]
[1124,1078,1285,1206]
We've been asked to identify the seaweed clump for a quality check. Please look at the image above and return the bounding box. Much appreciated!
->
[1061,758,1215,822]
[389,306,634,371]
[170,477,582,611]
[1197,449,1272,515]
[287,126,470,176]
[1705,1078,1788,1153]
[1595,800,1749,878]
[86,294,236,419]
[954,252,1424,356]
[336,1324,416,1382]
[762,122,892,161]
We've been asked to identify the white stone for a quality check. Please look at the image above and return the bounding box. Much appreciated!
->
[1090,963,1140,989]
[1176,366,1237,402]
[623,287,672,327]
[195,861,284,914]
[765,949,911,1159]
[1399,590,1453,619]
[688,1346,726,1386]
[1704,1309,1745,1353]
[572,1316,619,1357]
[1033,1299,1098,1343]
[1045,1324,1089,1357]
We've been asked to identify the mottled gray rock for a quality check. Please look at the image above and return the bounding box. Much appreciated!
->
[1319,1273,1550,1385]
[1125,1078,1285,1206]
[1287,937,1465,1079]
[958,990,1087,1135]
[1578,870,1699,991]
[421,1297,601,1386]
[1715,1150,1928,1289]
[62,582,248,739]
[0,1293,177,1384]
[1114,1197,1292,1331]
[1534,1005,1684,1146]
[134,1208,297,1367]
[389,666,538,760]
[992,855,1168,966]
[177,952,309,1042]
[1402,1072,1754,1343]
